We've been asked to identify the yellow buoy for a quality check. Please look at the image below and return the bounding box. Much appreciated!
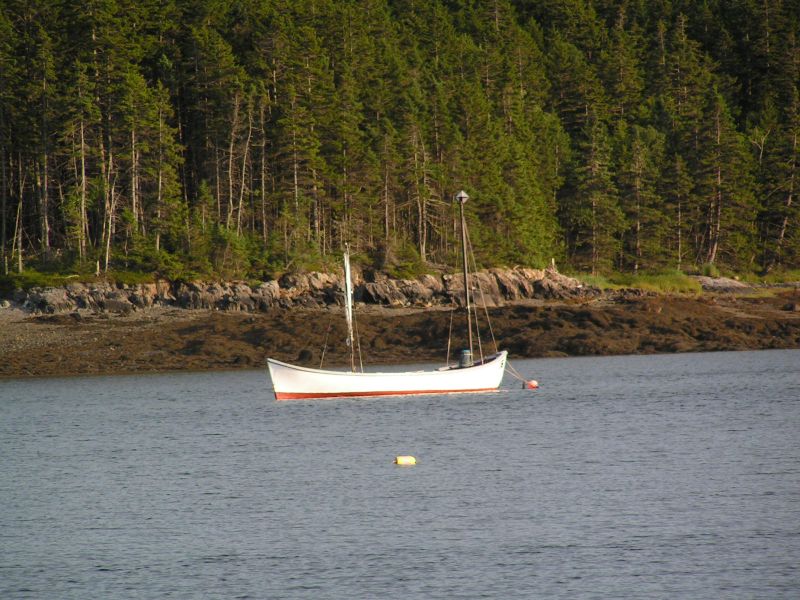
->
[394,455,417,466]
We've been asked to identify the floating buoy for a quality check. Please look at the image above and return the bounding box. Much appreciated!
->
[525,380,539,390]
[394,455,417,466]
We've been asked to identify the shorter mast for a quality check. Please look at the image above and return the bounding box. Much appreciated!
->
[456,190,473,357]
[343,244,356,372]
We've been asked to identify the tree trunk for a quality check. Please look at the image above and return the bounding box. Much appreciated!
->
[291,108,299,217]
[771,131,797,268]
[412,136,427,262]
[312,167,321,246]
[79,115,88,260]
[706,106,723,265]
[707,165,723,265]
[37,158,50,257]
[1,132,7,273]
[260,98,268,244]
[383,162,390,245]
[104,173,117,272]
[40,68,50,259]
[155,106,164,253]
[591,194,598,275]
[14,195,23,273]
[130,124,139,234]
[632,151,643,273]
[635,192,641,274]
[227,93,240,229]
[14,154,24,272]
[101,147,115,271]
[236,103,252,236]
[214,143,222,224]
[341,155,348,245]
[677,197,683,272]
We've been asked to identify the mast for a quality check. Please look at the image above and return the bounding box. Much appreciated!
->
[456,190,473,357]
[343,244,356,372]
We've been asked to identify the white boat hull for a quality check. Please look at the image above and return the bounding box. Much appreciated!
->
[267,351,508,400]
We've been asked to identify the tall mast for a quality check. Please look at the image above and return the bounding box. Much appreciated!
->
[456,190,473,356]
[343,244,356,372]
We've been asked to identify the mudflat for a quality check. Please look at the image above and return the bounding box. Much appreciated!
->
[1,291,798,379]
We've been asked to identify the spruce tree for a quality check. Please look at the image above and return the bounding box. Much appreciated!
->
[568,111,623,274]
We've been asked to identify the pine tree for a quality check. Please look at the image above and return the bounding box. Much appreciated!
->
[663,153,694,271]
[546,32,607,138]
[601,5,644,121]
[614,123,667,272]
[694,87,758,267]
[1,0,799,280]
[567,111,623,274]
[59,60,101,262]
[0,6,17,272]
[760,87,800,270]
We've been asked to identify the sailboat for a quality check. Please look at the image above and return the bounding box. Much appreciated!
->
[267,190,509,400]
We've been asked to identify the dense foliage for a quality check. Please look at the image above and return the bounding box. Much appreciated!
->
[1,0,798,281]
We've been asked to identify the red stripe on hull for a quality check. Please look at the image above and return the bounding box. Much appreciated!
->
[275,387,498,400]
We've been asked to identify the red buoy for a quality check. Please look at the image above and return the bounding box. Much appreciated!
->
[525,380,539,390]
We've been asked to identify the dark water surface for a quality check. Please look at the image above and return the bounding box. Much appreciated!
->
[2,350,799,599]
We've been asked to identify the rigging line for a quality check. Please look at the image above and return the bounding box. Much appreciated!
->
[465,229,498,353]
[505,362,531,384]
[473,293,484,363]
[459,207,479,360]
[479,287,499,353]
[319,313,334,368]
[469,237,499,354]
[353,308,364,373]
[465,230,493,359]
[445,307,455,366]
[463,238,482,362]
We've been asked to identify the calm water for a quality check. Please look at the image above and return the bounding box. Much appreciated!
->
[1,350,799,599]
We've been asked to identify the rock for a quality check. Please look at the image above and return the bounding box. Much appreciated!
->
[362,279,407,305]
[100,298,133,314]
[278,272,311,295]
[175,282,227,309]
[224,282,255,311]
[492,268,532,300]
[693,276,752,292]
[306,271,340,292]
[396,278,436,306]
[534,267,596,299]
[128,284,156,308]
[471,271,503,307]
[0,299,10,309]
[418,274,445,295]
[26,287,76,313]
[253,281,279,309]
[6,265,601,316]
[443,273,467,305]
[154,280,175,304]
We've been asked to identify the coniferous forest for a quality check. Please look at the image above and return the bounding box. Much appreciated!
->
[1,0,799,282]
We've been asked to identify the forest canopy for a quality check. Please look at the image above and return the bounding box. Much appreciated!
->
[1,0,799,282]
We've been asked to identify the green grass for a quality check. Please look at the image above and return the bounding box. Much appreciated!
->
[0,268,157,296]
[0,269,79,293]
[761,269,800,285]
[106,270,157,286]
[576,270,702,294]
[699,262,720,277]
[575,274,620,290]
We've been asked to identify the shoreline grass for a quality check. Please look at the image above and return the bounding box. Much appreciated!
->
[574,271,702,294]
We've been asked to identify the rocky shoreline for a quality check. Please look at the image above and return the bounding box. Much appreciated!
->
[5,266,598,315]
[1,269,799,379]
